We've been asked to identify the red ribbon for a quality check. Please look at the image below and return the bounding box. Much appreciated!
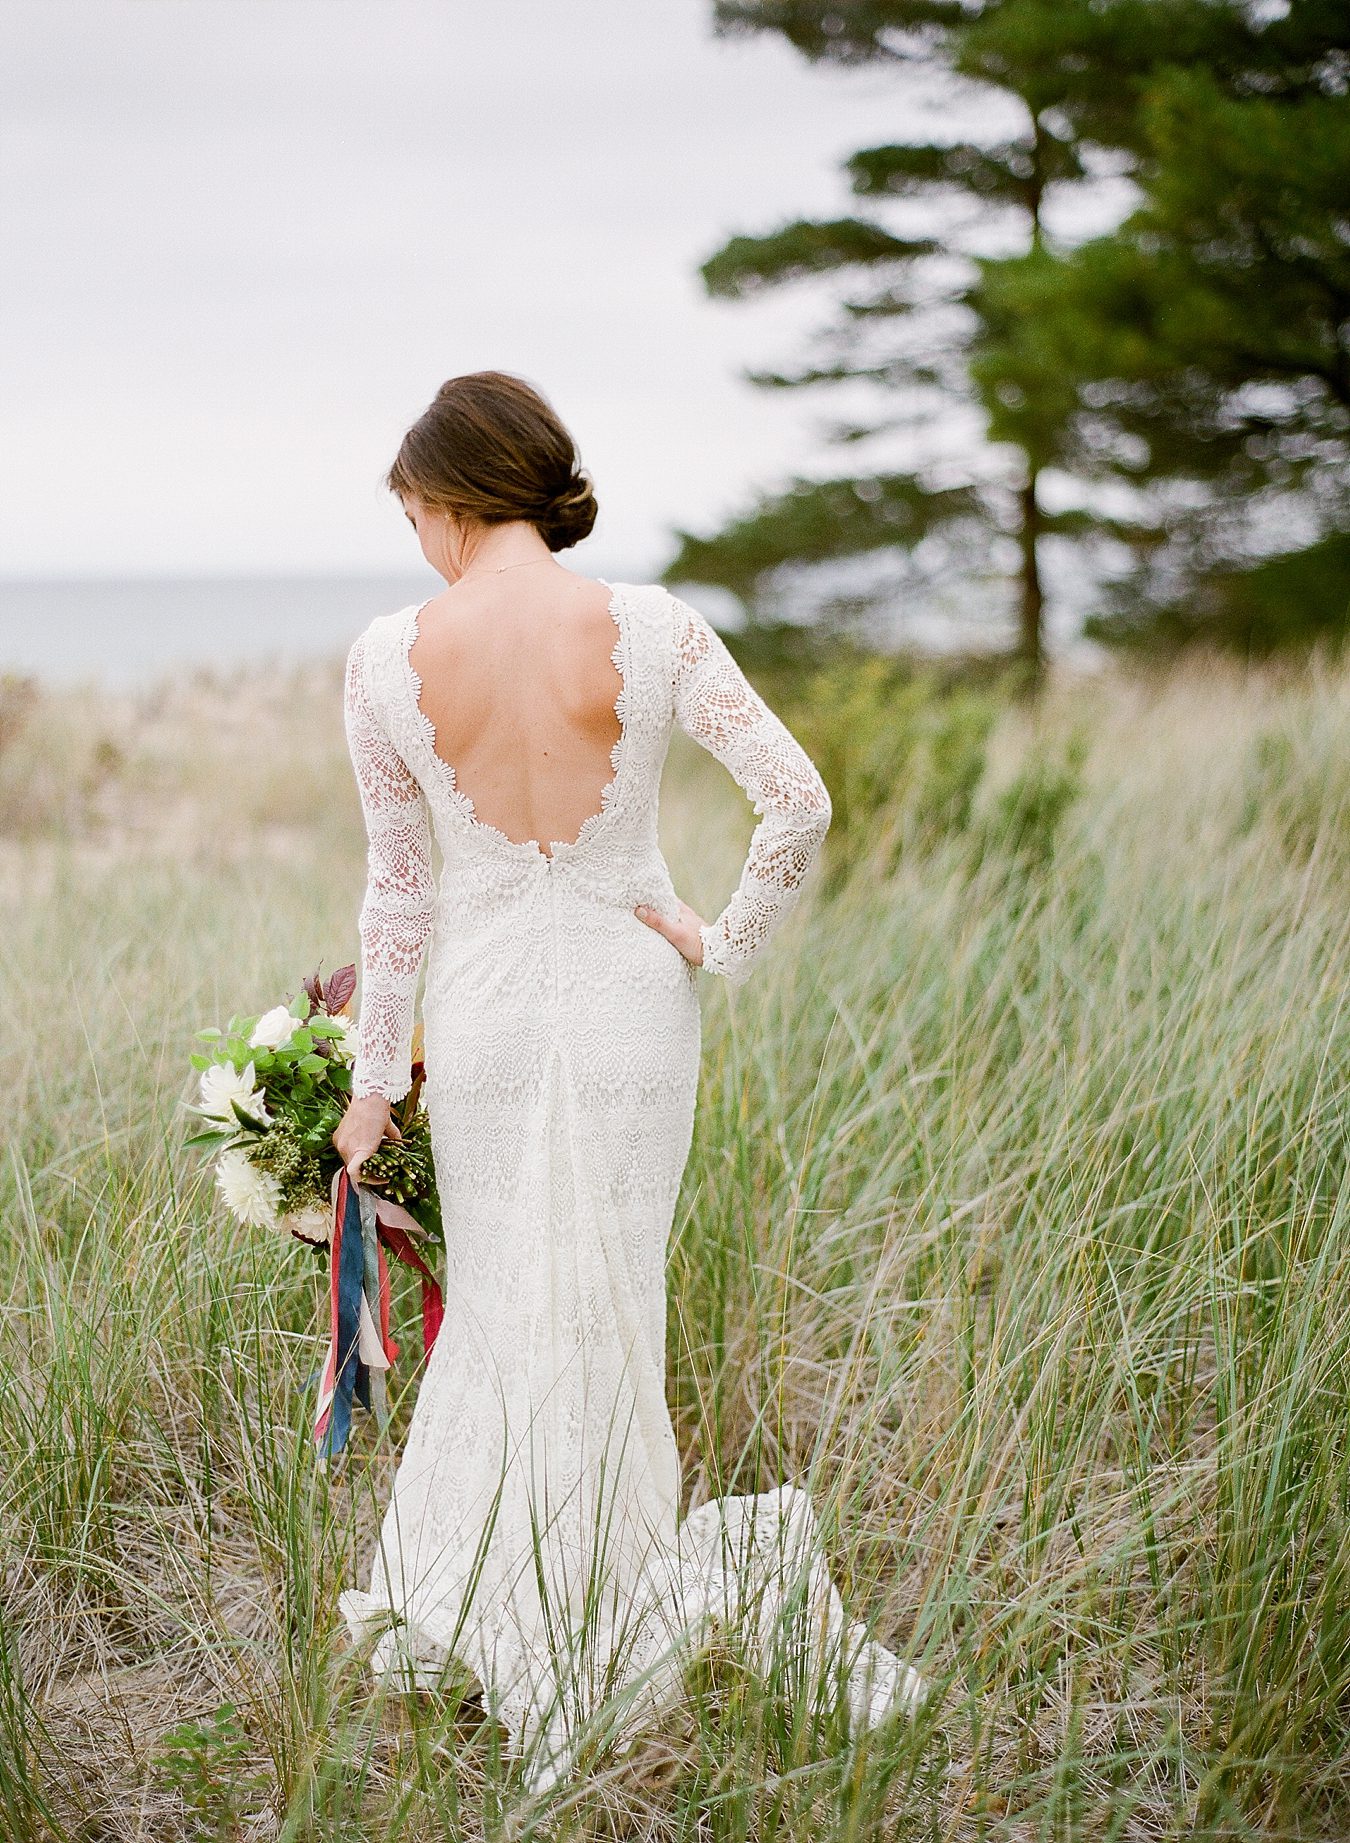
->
[374,1203,444,1356]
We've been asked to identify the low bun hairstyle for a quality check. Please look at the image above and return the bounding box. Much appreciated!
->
[385,370,599,553]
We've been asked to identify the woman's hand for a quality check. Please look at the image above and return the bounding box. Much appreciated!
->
[635,898,706,967]
[332,1092,404,1186]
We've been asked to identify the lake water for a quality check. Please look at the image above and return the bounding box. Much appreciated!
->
[0,568,638,690]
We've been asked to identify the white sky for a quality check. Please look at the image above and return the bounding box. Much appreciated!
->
[1,0,943,580]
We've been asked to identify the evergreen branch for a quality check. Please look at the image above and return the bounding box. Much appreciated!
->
[662,471,988,601]
[701,219,936,298]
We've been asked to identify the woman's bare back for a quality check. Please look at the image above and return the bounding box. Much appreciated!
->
[407,569,623,858]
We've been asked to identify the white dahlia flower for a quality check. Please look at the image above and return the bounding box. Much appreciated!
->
[198,1059,271,1126]
[283,1204,332,1245]
[214,1148,282,1229]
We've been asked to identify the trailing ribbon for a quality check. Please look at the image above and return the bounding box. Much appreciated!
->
[312,1166,444,1458]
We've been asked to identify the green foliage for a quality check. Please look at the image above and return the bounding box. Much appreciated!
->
[152,1703,271,1842]
[773,650,1004,878]
[1090,532,1350,659]
[769,643,1086,892]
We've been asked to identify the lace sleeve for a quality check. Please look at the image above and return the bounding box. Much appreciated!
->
[343,630,436,1100]
[669,592,832,987]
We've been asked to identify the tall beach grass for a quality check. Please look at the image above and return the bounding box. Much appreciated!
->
[0,646,1347,1840]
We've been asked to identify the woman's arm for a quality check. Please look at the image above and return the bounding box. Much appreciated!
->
[342,629,436,1101]
[667,590,832,986]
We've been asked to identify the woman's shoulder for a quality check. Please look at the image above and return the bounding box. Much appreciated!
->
[610,580,687,630]
[343,603,421,722]
[346,601,418,672]
[357,599,419,646]
[613,583,711,671]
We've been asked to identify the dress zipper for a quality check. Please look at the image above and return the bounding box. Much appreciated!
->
[544,850,559,1010]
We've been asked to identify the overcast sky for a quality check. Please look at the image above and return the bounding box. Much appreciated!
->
[0,0,958,581]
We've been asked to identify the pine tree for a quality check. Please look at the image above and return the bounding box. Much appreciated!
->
[664,1,1301,669]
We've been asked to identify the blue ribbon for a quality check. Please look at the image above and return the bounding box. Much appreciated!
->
[319,1176,370,1458]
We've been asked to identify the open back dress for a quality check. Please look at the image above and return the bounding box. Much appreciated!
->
[337,580,925,1790]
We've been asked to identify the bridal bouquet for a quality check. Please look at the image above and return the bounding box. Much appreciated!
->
[185,961,444,1457]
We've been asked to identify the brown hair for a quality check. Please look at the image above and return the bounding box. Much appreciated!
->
[385,370,599,553]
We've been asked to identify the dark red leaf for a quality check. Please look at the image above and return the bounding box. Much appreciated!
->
[402,1062,426,1131]
[303,969,324,1016]
[326,963,357,1014]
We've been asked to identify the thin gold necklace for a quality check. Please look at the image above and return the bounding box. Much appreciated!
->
[459,557,556,583]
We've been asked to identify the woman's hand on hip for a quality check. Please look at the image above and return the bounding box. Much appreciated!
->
[634,898,705,967]
[332,1093,403,1185]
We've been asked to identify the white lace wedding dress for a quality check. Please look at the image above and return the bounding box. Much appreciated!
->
[337,581,925,1789]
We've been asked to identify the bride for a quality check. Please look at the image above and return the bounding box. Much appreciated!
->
[331,369,926,1791]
